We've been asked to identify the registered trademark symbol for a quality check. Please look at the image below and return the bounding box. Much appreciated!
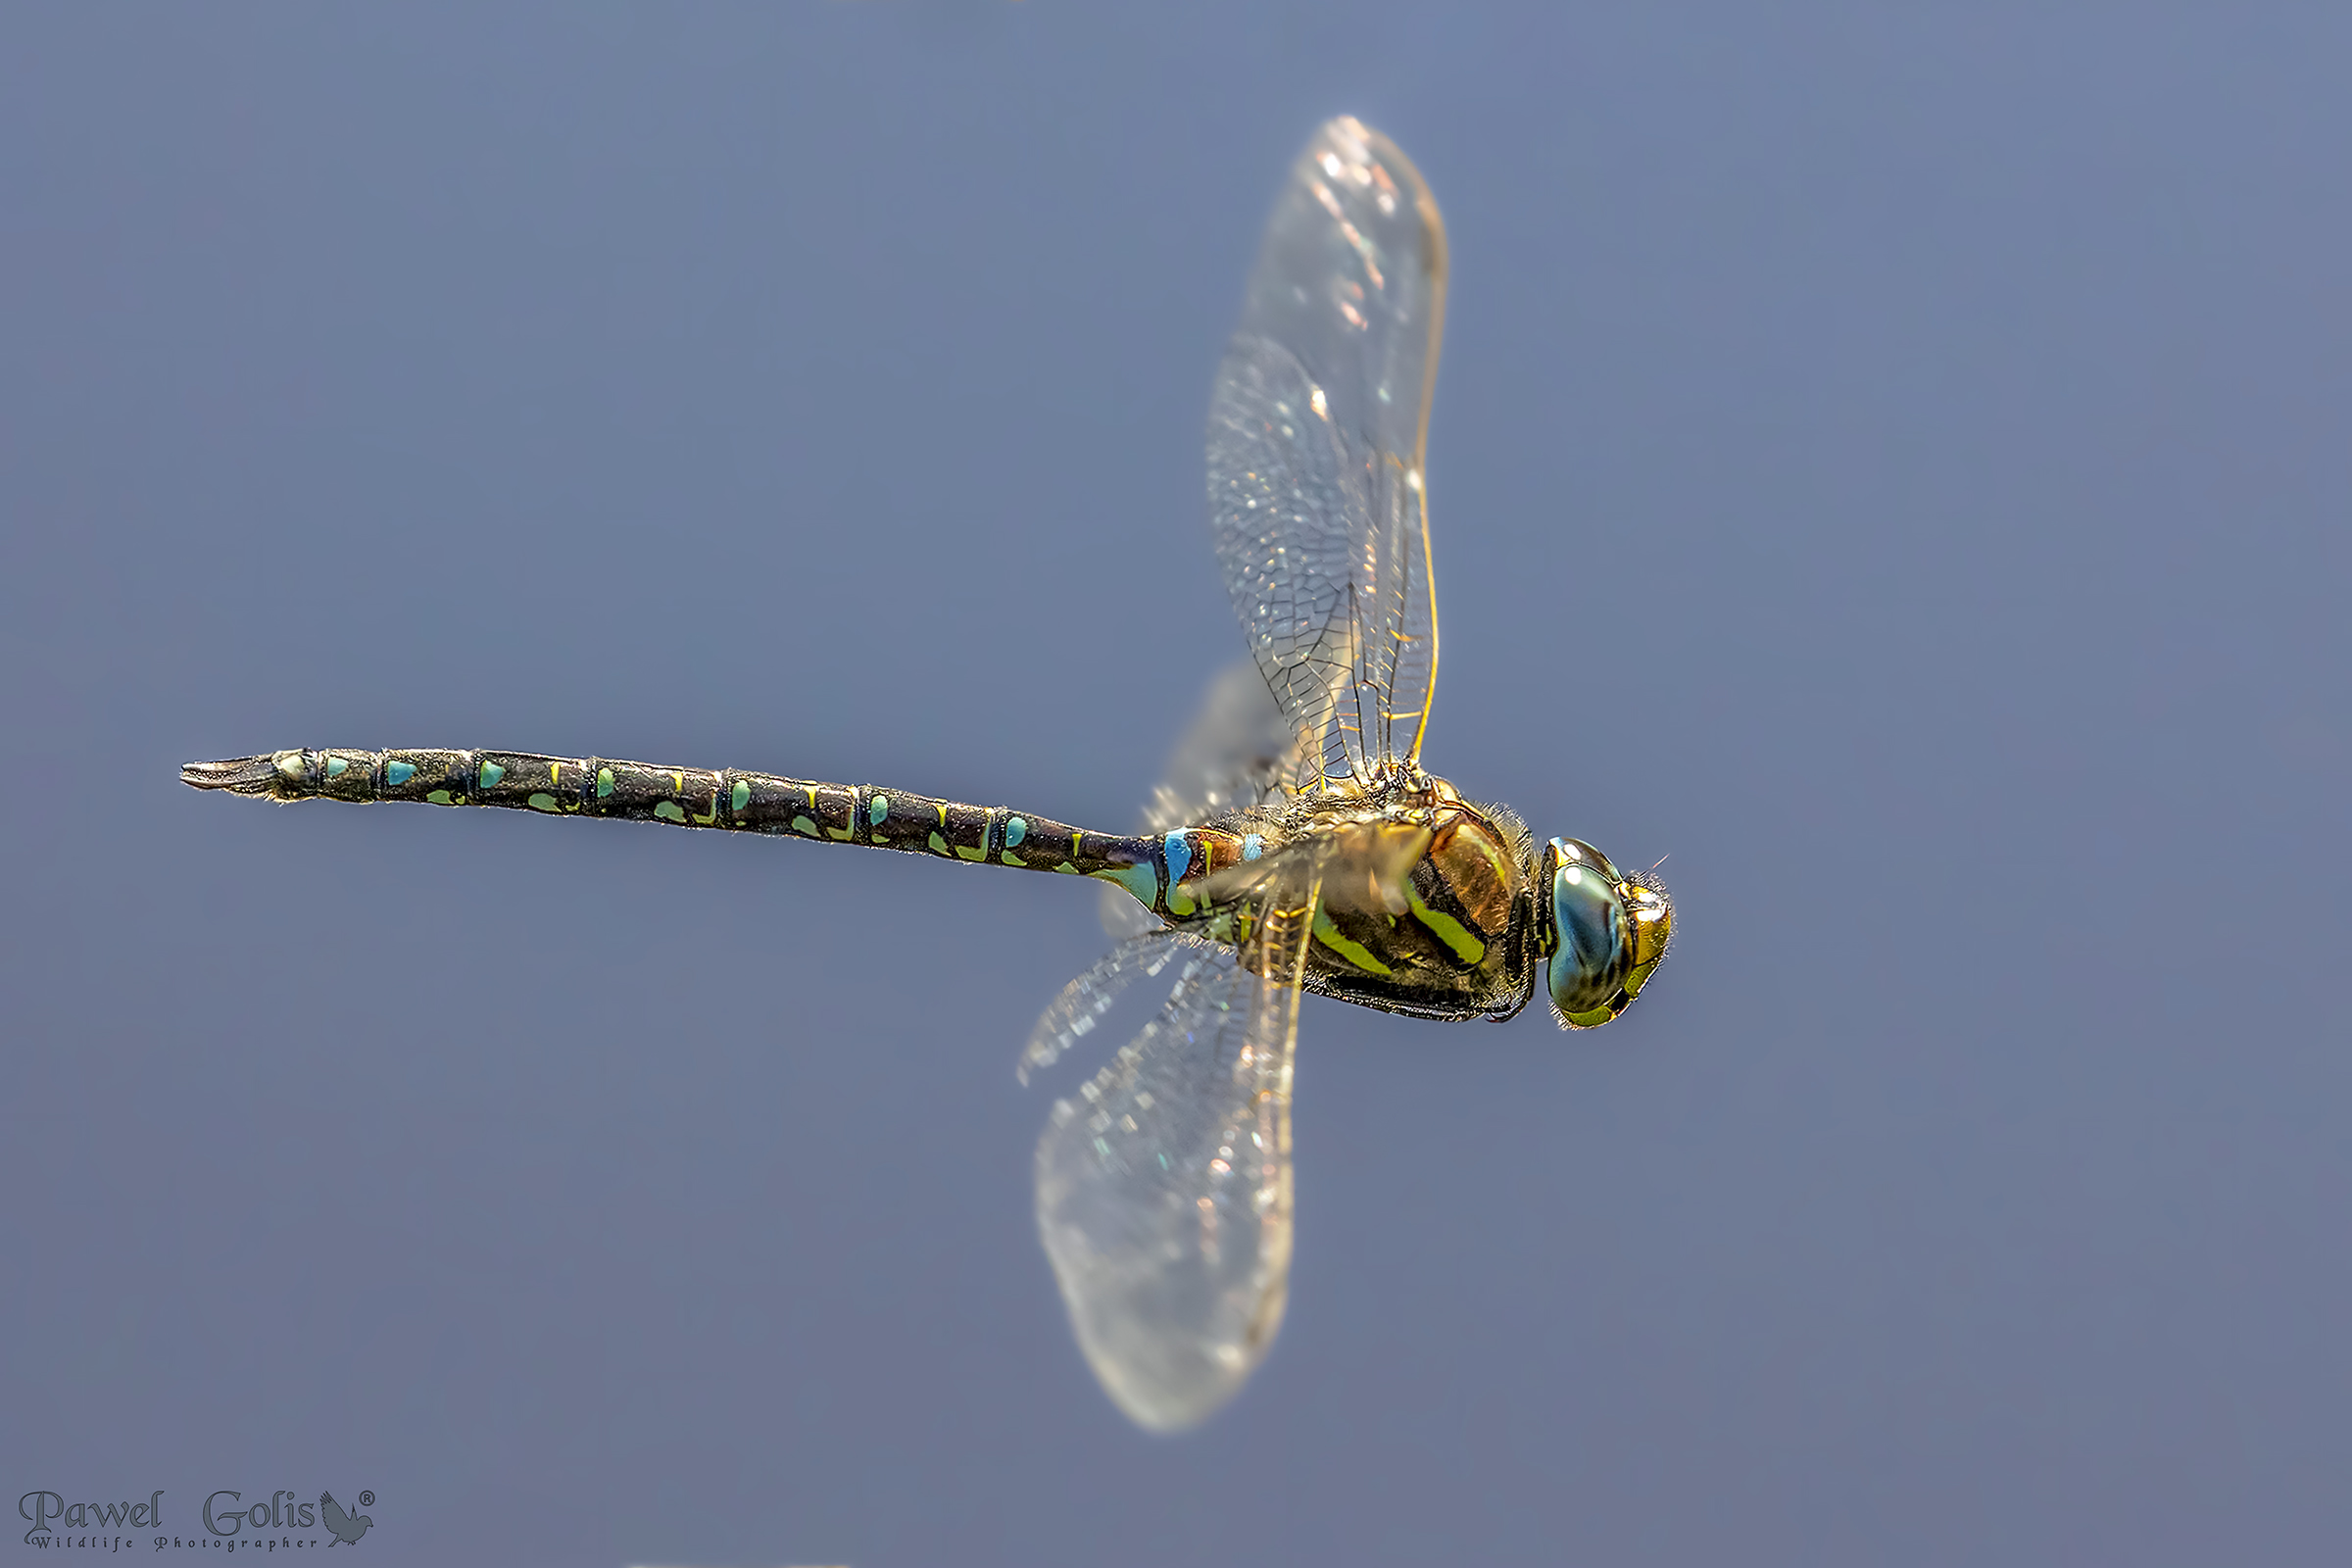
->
[358,1492,374,1508]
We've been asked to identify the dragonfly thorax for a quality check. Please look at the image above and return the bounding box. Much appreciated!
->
[1184,774,1545,1023]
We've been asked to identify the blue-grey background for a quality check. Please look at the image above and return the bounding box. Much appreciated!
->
[4,5,2346,1563]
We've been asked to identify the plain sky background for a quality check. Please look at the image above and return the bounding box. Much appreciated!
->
[4,5,2347,1564]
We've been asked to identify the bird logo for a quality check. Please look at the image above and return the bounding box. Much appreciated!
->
[318,1492,372,1546]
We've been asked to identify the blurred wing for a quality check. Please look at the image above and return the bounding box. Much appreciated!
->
[1102,661,1299,940]
[1032,859,1324,1430]
[1208,116,1447,785]
[1200,816,1429,930]
[1138,660,1302,834]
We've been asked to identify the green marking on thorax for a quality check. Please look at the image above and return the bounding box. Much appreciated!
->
[928,831,952,854]
[655,800,688,823]
[792,814,820,837]
[1313,907,1395,975]
[1407,890,1488,964]
[426,789,459,807]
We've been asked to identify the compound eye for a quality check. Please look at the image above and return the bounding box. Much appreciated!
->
[1546,842,1630,1026]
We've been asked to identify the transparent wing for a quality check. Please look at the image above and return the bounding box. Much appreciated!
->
[1030,859,1324,1431]
[1208,116,1447,786]
[1102,661,1300,940]
[1138,660,1301,835]
[1019,932,1207,1085]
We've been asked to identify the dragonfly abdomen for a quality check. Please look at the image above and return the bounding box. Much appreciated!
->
[181,746,1210,906]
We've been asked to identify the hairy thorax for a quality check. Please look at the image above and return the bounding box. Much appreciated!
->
[1185,771,1542,1022]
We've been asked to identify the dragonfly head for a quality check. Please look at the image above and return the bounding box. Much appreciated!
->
[1539,837,1672,1028]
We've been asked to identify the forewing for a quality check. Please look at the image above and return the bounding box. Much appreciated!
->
[1208,116,1447,783]
[1032,859,1324,1430]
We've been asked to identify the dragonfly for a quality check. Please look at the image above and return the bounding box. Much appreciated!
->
[182,117,1673,1431]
